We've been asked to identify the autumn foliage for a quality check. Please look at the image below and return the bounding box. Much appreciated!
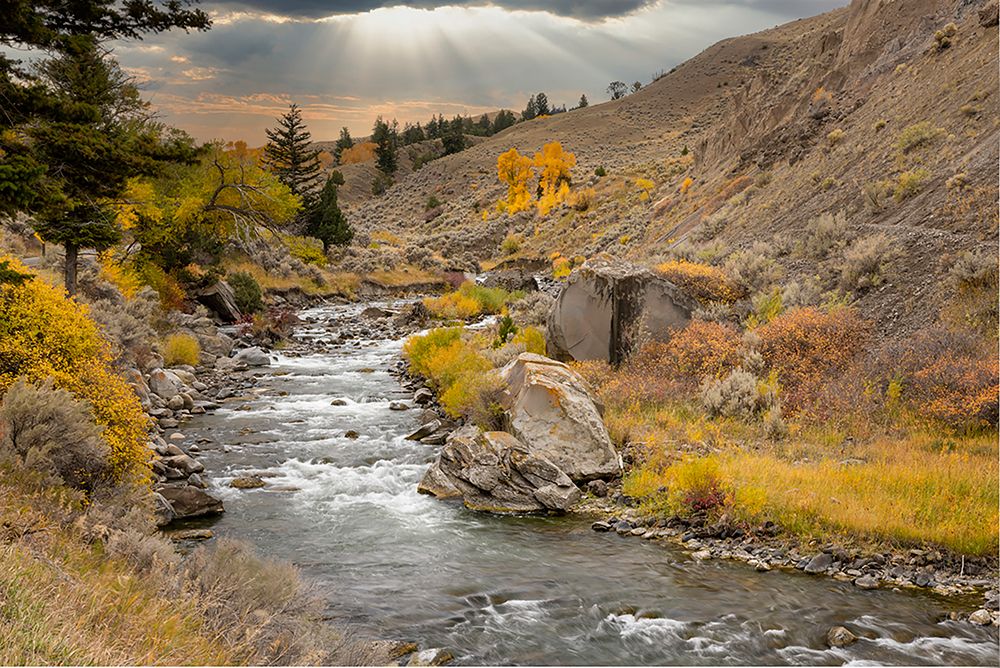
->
[495,142,576,215]
[0,255,149,480]
[655,260,745,303]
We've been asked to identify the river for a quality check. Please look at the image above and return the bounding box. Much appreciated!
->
[181,301,999,666]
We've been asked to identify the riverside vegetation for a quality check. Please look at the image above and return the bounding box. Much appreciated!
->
[1,0,998,662]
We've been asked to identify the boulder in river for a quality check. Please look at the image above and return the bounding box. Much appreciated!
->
[499,353,620,482]
[158,484,224,519]
[547,258,695,364]
[234,346,271,367]
[148,368,183,400]
[418,426,581,513]
[826,626,857,647]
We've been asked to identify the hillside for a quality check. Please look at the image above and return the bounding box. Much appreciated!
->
[343,0,998,337]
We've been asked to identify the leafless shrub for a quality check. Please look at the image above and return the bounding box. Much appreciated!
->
[837,233,899,293]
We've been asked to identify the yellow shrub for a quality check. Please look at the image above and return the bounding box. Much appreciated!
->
[0,256,149,480]
[402,327,462,378]
[654,259,743,303]
[552,256,572,279]
[423,282,520,320]
[511,326,546,354]
[339,141,376,165]
[403,327,497,424]
[284,235,326,265]
[162,334,201,367]
[568,187,596,211]
[496,148,535,214]
[680,176,694,194]
[98,253,142,298]
[534,142,576,216]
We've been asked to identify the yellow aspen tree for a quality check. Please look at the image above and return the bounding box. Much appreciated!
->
[533,142,576,215]
[496,148,534,214]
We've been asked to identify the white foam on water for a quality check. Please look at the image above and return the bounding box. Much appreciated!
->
[604,613,690,645]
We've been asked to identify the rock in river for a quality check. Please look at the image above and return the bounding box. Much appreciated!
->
[417,426,580,513]
[826,626,857,647]
[234,346,271,367]
[158,485,224,519]
[498,353,619,482]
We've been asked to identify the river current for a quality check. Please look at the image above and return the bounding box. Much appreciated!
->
[182,302,999,666]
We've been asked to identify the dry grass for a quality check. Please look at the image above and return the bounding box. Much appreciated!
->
[224,260,360,297]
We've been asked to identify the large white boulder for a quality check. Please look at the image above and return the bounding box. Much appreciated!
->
[498,353,620,483]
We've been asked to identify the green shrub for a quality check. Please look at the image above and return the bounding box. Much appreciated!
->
[426,195,442,210]
[227,272,264,314]
[500,234,523,255]
[894,168,930,201]
[594,166,607,177]
[896,122,943,153]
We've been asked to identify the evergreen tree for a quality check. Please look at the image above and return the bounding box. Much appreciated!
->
[306,170,351,252]
[0,0,210,219]
[522,95,538,121]
[29,37,194,295]
[402,122,425,145]
[372,116,399,174]
[477,113,492,135]
[577,93,589,109]
[534,92,550,116]
[632,80,643,94]
[333,126,353,163]
[442,116,466,155]
[492,109,516,133]
[263,103,322,200]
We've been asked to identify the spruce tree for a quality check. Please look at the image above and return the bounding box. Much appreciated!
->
[522,95,538,121]
[534,92,550,116]
[442,116,466,155]
[333,126,353,163]
[372,116,399,175]
[306,171,351,252]
[577,93,589,109]
[263,103,322,200]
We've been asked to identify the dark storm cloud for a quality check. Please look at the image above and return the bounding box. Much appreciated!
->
[207,0,657,21]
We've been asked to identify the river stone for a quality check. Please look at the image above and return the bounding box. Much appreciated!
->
[968,609,992,625]
[230,475,266,489]
[167,394,185,411]
[330,398,349,406]
[148,368,183,400]
[854,574,880,590]
[406,419,441,441]
[591,521,612,532]
[234,346,271,367]
[418,426,580,513]
[152,492,175,526]
[408,648,454,666]
[389,401,410,411]
[804,552,834,574]
[162,454,204,475]
[498,353,619,482]
[158,485,224,519]
[546,257,695,364]
[414,388,434,405]
[827,626,856,647]
[124,368,151,409]
[170,529,214,540]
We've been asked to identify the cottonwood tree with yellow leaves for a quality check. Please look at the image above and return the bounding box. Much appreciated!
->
[494,142,576,216]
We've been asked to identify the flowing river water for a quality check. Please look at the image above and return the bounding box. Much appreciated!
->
[181,302,998,666]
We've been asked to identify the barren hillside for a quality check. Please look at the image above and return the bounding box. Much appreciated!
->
[342,0,998,337]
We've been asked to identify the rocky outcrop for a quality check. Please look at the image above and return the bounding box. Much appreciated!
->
[196,280,242,324]
[499,353,620,482]
[547,258,694,365]
[418,426,580,512]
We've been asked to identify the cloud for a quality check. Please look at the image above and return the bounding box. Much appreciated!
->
[206,0,658,21]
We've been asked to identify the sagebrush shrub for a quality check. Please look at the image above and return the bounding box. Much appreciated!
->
[0,379,112,493]
[722,242,783,293]
[838,233,898,292]
[897,122,943,153]
[700,368,774,419]
[0,255,150,480]
[943,250,999,337]
[799,211,847,259]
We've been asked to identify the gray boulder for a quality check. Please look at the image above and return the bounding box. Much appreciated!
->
[158,485,224,519]
[234,346,271,367]
[499,353,619,482]
[418,426,580,513]
[148,368,183,400]
[152,492,175,526]
[547,258,694,364]
[161,454,204,476]
[196,280,242,324]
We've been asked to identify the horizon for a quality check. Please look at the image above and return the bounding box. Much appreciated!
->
[113,0,846,144]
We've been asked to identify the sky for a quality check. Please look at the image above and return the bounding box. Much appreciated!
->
[111,0,846,144]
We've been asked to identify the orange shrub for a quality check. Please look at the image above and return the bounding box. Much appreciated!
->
[758,306,870,412]
[654,260,744,303]
[662,320,742,382]
[339,141,376,165]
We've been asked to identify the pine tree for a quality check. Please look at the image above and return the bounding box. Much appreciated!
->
[522,95,538,121]
[493,109,516,133]
[263,103,322,200]
[632,81,643,94]
[477,113,492,135]
[442,116,466,155]
[577,93,589,109]
[333,126,353,164]
[534,92,550,116]
[306,170,351,252]
[372,116,399,174]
